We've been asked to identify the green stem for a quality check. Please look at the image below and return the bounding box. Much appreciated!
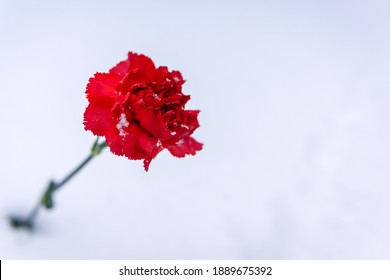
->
[9,138,107,230]
[53,154,95,192]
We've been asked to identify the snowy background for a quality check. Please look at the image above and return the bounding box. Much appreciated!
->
[1,0,390,259]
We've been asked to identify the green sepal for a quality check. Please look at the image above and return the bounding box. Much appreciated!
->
[91,138,107,156]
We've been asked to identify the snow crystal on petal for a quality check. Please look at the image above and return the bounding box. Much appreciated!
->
[116,113,129,137]
[152,93,161,100]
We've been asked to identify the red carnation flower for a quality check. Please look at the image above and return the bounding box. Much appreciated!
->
[83,52,203,171]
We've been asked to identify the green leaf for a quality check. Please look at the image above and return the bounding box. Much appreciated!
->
[41,181,56,209]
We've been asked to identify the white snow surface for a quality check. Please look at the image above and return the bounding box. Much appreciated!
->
[1,0,390,259]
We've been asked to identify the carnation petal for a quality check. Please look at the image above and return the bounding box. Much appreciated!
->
[121,125,157,161]
[104,126,124,156]
[131,97,171,139]
[109,59,131,78]
[127,52,156,80]
[83,96,115,136]
[143,145,164,171]
[86,73,121,102]
[167,136,203,158]
[182,110,200,132]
